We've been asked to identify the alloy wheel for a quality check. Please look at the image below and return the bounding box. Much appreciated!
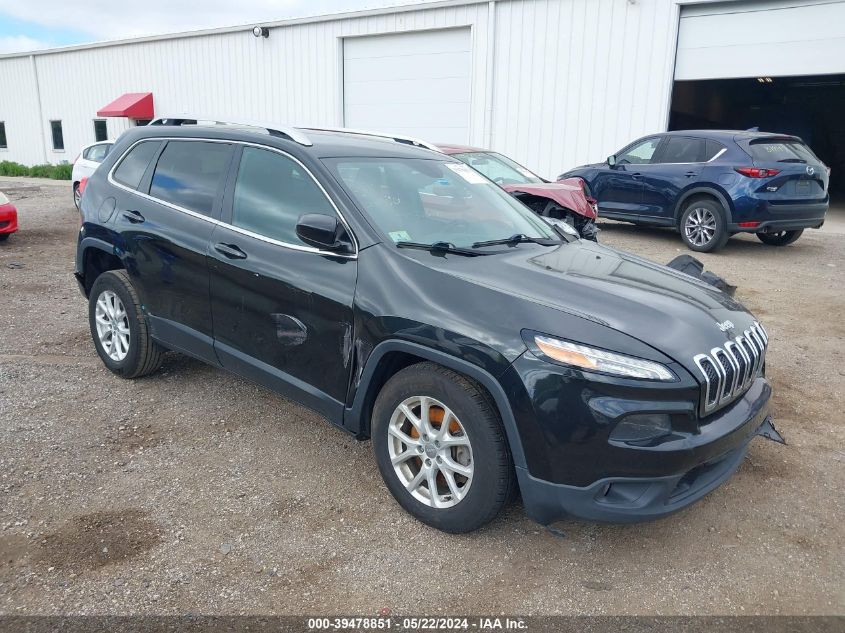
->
[94,290,130,361]
[684,207,717,247]
[387,395,473,508]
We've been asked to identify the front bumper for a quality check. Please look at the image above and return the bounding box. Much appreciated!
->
[502,353,773,523]
[0,203,18,235]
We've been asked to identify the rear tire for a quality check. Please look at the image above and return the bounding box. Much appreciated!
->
[679,198,729,252]
[372,362,516,533]
[757,229,803,246]
[88,270,165,379]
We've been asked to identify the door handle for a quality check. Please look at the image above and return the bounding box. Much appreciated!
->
[630,172,642,179]
[122,209,145,223]
[214,243,248,260]
[684,171,698,178]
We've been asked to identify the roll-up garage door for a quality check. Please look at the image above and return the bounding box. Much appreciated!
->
[675,0,845,80]
[343,28,471,143]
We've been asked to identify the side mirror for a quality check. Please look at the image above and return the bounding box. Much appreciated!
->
[295,214,352,253]
[607,155,617,167]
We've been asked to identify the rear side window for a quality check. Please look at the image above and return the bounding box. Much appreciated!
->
[705,140,725,161]
[746,139,819,164]
[113,141,161,190]
[150,141,232,216]
[231,146,335,245]
[658,137,706,163]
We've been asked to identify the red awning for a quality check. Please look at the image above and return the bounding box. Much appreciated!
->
[97,92,154,118]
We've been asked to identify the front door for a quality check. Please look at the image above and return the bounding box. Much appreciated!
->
[208,145,358,424]
[594,136,663,216]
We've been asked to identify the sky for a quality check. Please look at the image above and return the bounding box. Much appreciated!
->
[0,0,440,53]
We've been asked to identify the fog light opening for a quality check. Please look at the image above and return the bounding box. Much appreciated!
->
[609,413,672,443]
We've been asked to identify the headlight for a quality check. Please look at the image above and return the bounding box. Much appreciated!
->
[530,334,675,381]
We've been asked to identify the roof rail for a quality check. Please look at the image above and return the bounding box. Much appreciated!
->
[300,126,441,152]
[148,116,313,146]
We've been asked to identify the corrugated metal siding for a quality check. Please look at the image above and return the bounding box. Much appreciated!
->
[490,0,679,177]
[0,0,678,174]
[0,56,45,165]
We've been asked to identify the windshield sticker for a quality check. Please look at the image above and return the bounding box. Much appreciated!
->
[445,162,490,185]
[389,230,412,243]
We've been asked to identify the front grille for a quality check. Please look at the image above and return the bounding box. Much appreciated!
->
[694,322,768,416]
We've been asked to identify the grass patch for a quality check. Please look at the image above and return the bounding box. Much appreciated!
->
[0,161,73,180]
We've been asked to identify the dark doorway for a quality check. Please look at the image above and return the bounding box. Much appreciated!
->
[669,75,845,194]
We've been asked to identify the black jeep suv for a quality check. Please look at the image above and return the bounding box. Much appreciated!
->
[75,119,776,532]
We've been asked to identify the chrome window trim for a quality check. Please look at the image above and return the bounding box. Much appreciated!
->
[648,147,728,166]
[107,136,359,259]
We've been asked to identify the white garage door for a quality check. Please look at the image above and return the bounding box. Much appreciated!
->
[343,28,471,144]
[675,0,845,80]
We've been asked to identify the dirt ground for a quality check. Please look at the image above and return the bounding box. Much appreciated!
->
[0,176,843,616]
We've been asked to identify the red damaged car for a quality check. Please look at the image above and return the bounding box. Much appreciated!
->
[0,191,18,242]
[438,144,599,240]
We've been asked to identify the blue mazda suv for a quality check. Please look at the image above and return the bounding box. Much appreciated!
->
[559,130,830,252]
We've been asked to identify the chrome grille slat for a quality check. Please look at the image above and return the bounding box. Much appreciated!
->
[694,321,768,416]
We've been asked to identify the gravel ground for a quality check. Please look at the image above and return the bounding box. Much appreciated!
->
[0,176,843,616]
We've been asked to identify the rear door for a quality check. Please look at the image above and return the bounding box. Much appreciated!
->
[208,144,358,424]
[743,137,829,203]
[112,138,234,363]
[639,136,712,220]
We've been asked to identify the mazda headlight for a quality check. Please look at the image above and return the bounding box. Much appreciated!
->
[529,334,675,381]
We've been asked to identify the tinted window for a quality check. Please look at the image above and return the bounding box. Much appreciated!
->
[50,120,64,151]
[113,141,161,190]
[232,147,335,245]
[0,122,6,149]
[150,141,232,216]
[658,137,706,163]
[94,120,108,142]
[84,143,111,163]
[747,139,820,164]
[618,138,660,165]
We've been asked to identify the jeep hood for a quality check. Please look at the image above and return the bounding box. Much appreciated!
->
[428,240,758,368]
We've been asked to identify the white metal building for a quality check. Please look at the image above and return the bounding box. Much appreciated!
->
[1,0,844,184]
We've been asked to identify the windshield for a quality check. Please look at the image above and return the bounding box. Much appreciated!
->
[326,157,556,248]
[452,151,544,185]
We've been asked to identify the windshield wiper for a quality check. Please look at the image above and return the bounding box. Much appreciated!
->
[471,233,562,248]
[395,241,492,256]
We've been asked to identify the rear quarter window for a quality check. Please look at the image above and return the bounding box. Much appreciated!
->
[149,141,233,216]
[112,141,162,190]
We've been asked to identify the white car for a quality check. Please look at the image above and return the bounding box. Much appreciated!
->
[72,140,114,209]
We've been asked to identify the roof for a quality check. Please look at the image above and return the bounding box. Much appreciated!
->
[662,129,799,141]
[120,124,447,160]
[437,143,488,155]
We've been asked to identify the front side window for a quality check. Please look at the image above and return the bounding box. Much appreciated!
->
[50,120,64,151]
[452,152,543,185]
[0,122,7,149]
[94,120,108,142]
[617,137,660,165]
[657,137,706,164]
[113,140,161,190]
[150,141,232,216]
[232,147,335,245]
[327,157,556,248]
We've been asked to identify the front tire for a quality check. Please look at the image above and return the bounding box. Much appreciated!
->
[372,362,516,533]
[73,183,81,210]
[88,270,165,378]
[0,234,9,242]
[757,229,803,246]
[680,198,729,252]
